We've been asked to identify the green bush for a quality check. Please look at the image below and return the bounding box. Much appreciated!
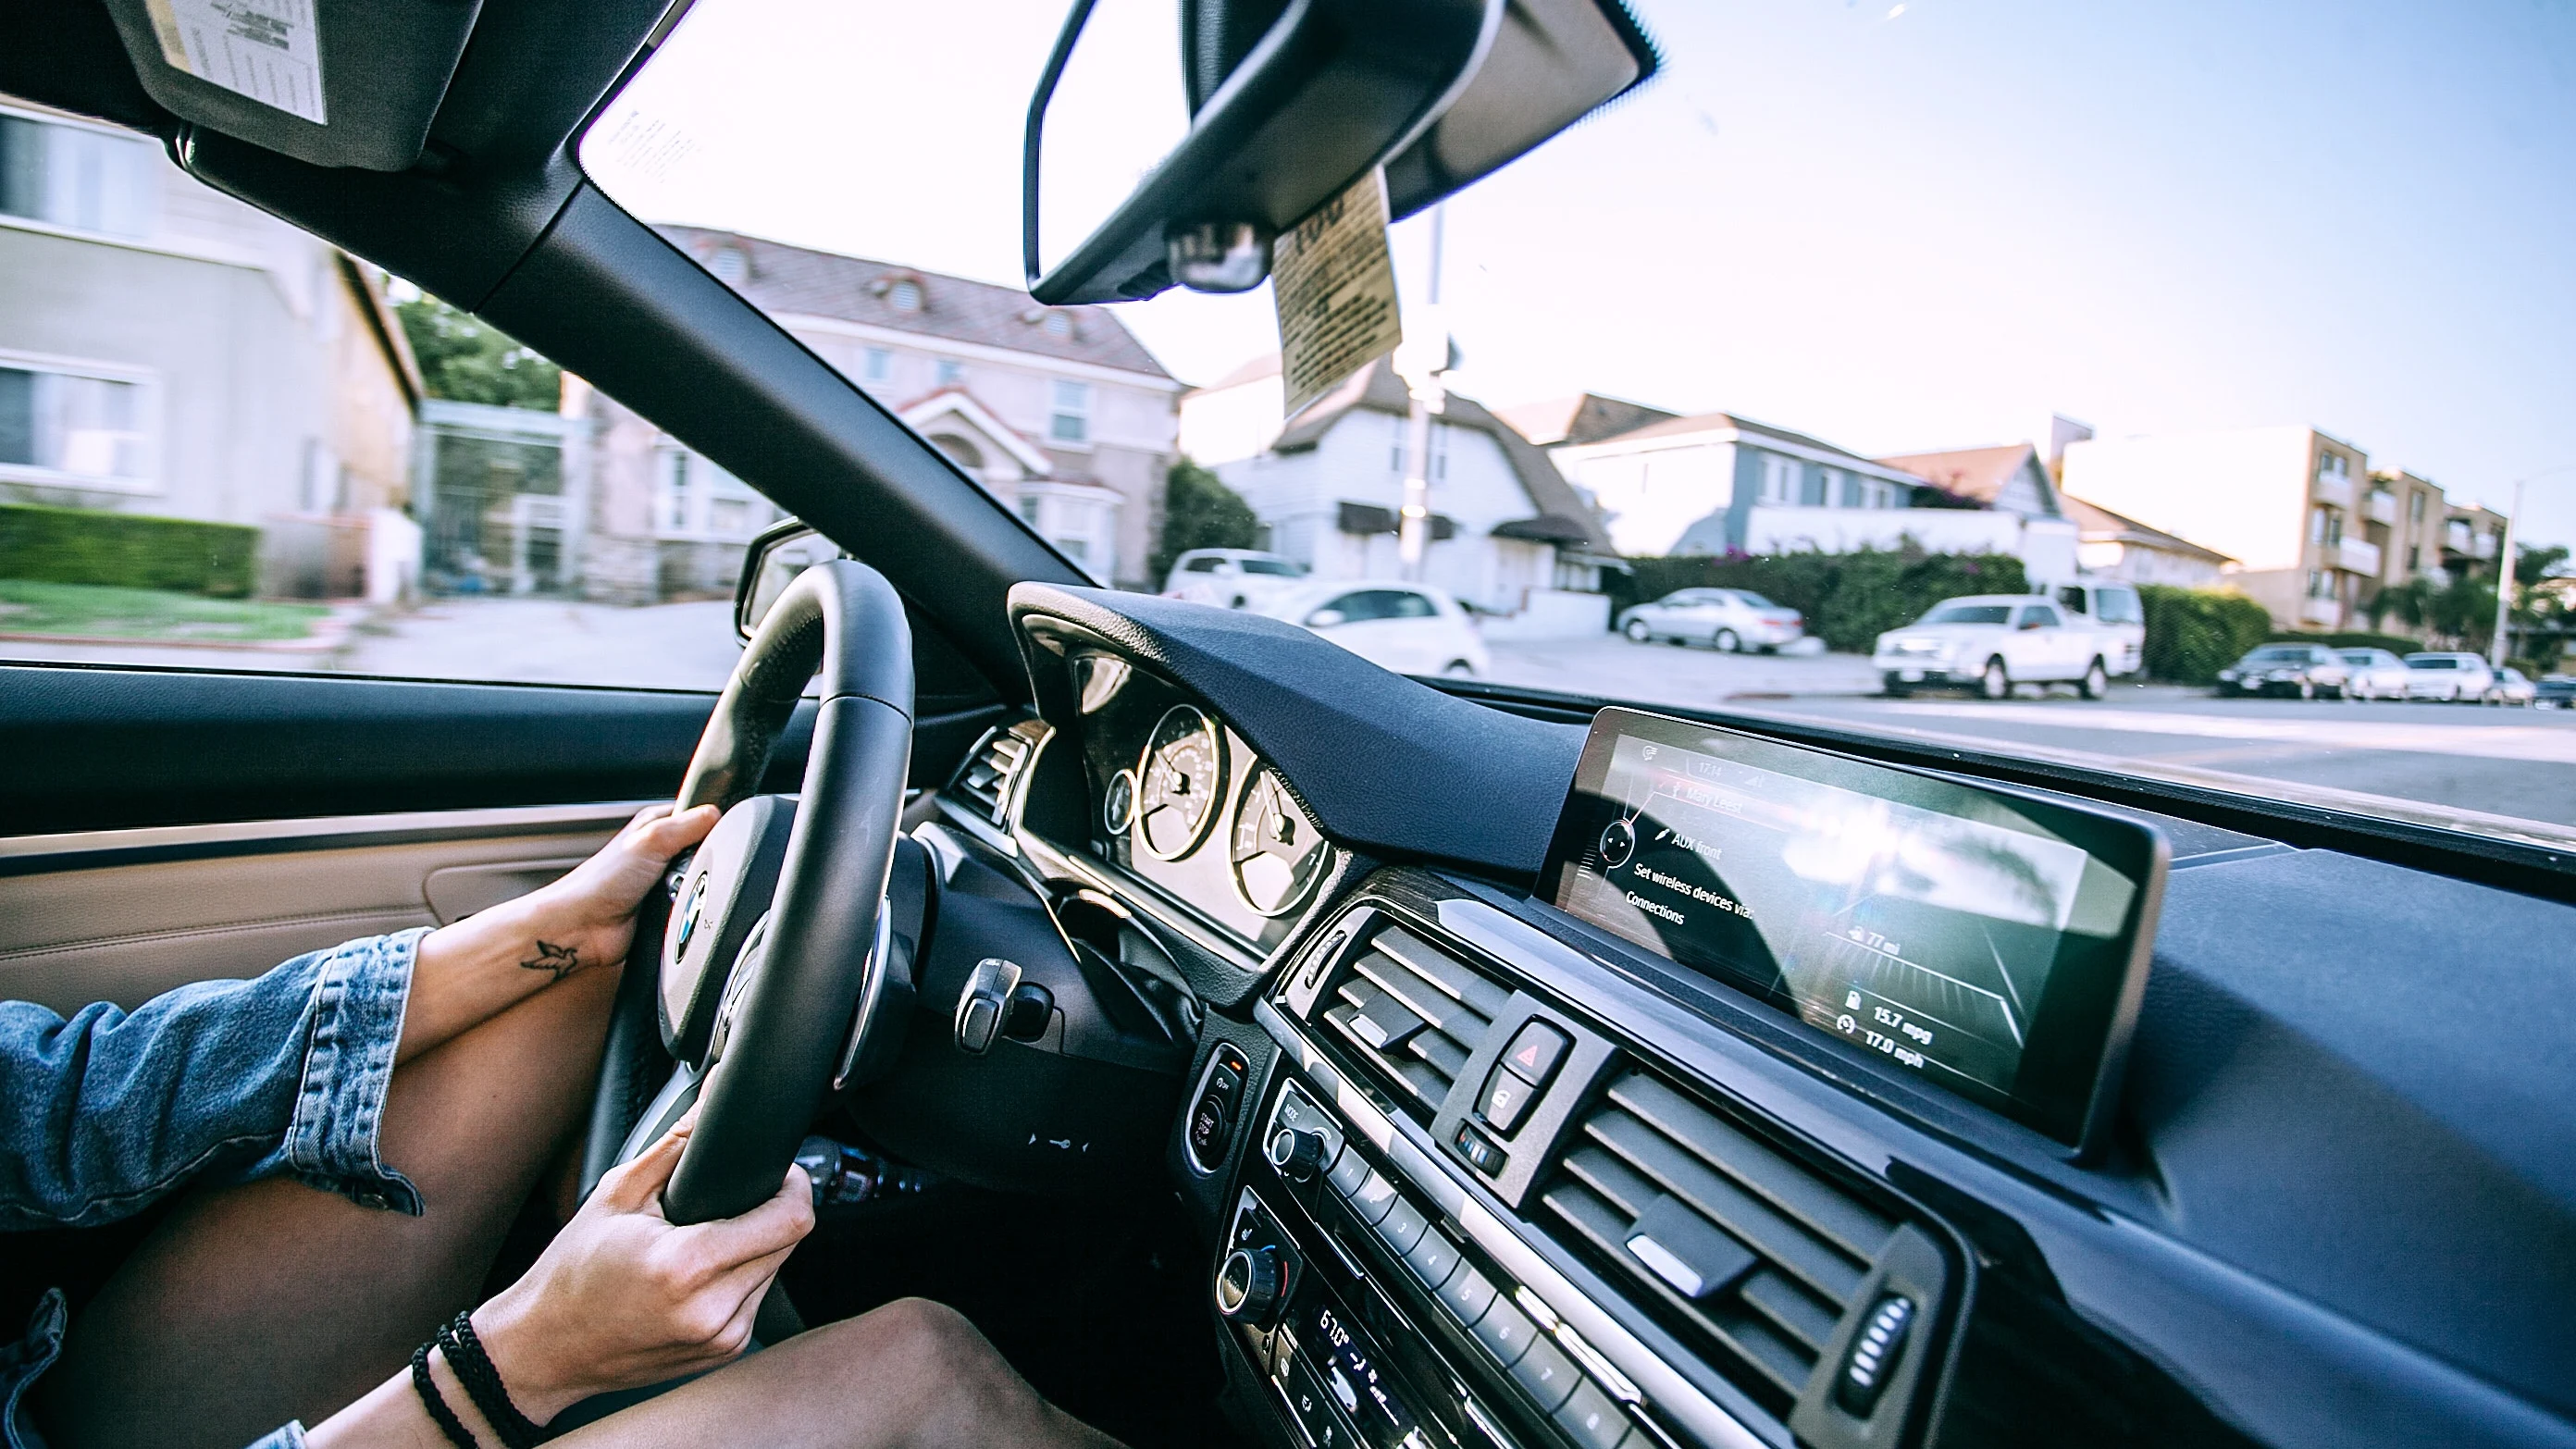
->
[1609,549,2028,653]
[2267,630,2422,655]
[0,503,258,599]
[1147,457,1258,584]
[2137,584,2272,684]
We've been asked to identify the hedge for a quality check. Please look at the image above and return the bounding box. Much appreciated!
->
[2137,584,2272,684]
[0,503,257,599]
[1609,549,2028,654]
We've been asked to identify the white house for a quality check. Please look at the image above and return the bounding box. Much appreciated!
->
[1178,356,1619,625]
[624,228,1183,593]
[1537,406,1934,558]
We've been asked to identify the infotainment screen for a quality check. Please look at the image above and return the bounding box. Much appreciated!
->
[1542,707,2165,1149]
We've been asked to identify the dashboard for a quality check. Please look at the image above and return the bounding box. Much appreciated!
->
[923,583,2576,1449]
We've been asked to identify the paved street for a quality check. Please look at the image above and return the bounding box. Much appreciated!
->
[11,602,2569,833]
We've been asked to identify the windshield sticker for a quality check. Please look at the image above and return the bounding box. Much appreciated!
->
[144,0,328,125]
[1271,170,1402,420]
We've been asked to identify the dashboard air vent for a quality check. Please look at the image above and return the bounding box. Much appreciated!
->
[1540,1071,1897,1411]
[956,724,1032,824]
[1320,923,1510,1120]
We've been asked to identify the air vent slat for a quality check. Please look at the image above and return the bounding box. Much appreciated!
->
[1608,1075,1897,1261]
[1352,950,1492,1048]
[1562,1143,1658,1220]
[1591,1108,1865,1307]
[1542,1181,1809,1401]
[1373,925,1515,1021]
[1409,1028,1470,1083]
[1740,1269,1840,1356]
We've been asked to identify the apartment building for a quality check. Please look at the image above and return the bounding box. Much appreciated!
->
[2058,426,2470,631]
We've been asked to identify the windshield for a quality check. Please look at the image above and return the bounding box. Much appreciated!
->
[2245,647,2315,663]
[1921,604,2012,626]
[1238,559,1301,577]
[564,0,2573,845]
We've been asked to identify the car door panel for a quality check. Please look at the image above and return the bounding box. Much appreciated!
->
[0,808,634,1014]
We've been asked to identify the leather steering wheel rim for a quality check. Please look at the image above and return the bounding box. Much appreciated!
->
[600,558,914,1225]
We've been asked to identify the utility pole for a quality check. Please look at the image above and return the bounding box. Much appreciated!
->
[1395,204,1449,582]
[2488,464,2576,670]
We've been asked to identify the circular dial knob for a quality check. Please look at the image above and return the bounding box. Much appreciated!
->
[1215,1246,1286,1326]
[1268,1126,1328,1182]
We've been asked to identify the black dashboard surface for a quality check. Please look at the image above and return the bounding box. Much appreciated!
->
[997,585,2576,1445]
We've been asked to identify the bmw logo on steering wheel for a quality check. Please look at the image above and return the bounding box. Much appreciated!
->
[675,872,711,950]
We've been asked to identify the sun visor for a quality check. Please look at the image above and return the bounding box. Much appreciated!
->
[93,0,482,171]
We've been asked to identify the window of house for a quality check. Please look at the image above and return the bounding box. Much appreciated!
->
[1833,469,1860,507]
[887,278,923,311]
[706,246,748,286]
[2409,492,2426,523]
[1761,454,1799,504]
[2408,544,2421,572]
[0,110,158,238]
[1017,493,1041,525]
[2317,452,2349,481]
[935,358,963,389]
[1389,415,1406,472]
[1049,379,1091,443]
[0,361,152,483]
[861,347,891,383]
[655,445,772,540]
[1042,311,1072,338]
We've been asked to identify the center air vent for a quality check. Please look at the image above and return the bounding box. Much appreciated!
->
[1319,923,1510,1120]
[1541,1071,1898,1413]
[956,723,1034,824]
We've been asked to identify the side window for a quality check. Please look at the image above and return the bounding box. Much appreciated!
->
[1183,555,1220,573]
[2097,588,2142,625]
[1389,590,1439,619]
[2056,585,2088,614]
[1325,590,1395,623]
[2019,604,2063,629]
[0,103,774,692]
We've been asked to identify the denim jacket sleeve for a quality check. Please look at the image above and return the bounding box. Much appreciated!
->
[0,929,427,1231]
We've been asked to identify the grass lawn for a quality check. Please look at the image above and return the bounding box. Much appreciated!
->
[0,579,330,642]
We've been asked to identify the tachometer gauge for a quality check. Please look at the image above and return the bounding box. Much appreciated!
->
[1231,766,1329,916]
[1136,704,1224,860]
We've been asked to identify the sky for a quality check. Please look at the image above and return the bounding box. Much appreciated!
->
[585,0,2576,549]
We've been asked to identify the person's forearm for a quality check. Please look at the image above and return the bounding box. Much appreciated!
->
[397,893,617,1064]
[303,1346,517,1449]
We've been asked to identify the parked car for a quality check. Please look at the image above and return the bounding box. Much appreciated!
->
[1616,588,1804,652]
[2334,648,2412,701]
[2216,643,2351,700]
[1159,548,1307,608]
[1873,594,2117,700]
[2486,667,2537,706]
[2537,675,2576,710]
[2047,580,2147,677]
[1249,580,1491,678]
[2402,651,2496,701]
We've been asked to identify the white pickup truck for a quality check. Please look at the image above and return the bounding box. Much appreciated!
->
[2046,580,2147,678]
[1873,593,2125,700]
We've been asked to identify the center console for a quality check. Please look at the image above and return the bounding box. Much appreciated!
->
[1204,882,1963,1449]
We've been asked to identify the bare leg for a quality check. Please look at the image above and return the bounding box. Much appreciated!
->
[551,1298,1123,1449]
[38,961,621,1449]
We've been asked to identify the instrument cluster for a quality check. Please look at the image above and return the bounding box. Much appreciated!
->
[1068,654,1332,948]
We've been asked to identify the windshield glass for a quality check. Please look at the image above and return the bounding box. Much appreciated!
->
[1732,592,1776,609]
[1921,604,2012,626]
[574,0,2575,845]
[1238,559,1300,576]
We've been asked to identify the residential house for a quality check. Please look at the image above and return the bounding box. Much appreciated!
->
[2058,495,2234,587]
[580,227,1182,597]
[1177,356,1619,627]
[2061,427,2409,630]
[0,93,421,598]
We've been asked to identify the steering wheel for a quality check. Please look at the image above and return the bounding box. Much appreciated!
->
[587,559,915,1225]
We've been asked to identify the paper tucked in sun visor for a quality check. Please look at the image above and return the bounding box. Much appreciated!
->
[96,0,481,170]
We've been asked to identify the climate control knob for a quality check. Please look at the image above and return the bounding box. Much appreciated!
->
[1268,1127,1328,1182]
[1215,1246,1286,1326]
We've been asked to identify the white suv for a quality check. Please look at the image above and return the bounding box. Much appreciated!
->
[2401,651,2496,701]
[1874,594,2117,700]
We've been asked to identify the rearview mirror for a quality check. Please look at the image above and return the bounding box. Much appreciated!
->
[734,521,843,640]
[1024,0,1656,305]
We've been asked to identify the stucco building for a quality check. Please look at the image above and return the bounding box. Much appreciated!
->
[0,93,421,598]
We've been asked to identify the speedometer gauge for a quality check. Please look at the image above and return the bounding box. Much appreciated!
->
[1231,766,1328,916]
[1136,704,1224,860]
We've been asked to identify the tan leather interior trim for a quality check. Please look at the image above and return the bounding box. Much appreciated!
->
[0,810,639,1014]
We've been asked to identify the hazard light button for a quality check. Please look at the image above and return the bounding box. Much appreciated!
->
[1498,1020,1570,1089]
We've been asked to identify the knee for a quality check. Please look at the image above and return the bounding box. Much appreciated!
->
[865,1297,1027,1424]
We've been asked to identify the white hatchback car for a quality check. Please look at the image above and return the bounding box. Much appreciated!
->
[1874,594,2115,700]
[1159,548,1307,608]
[1616,588,1805,652]
[2402,651,2496,701]
[1251,581,1492,678]
[2335,648,2412,701]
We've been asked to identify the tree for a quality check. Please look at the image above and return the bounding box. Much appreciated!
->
[1148,458,1258,584]
[395,293,563,410]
